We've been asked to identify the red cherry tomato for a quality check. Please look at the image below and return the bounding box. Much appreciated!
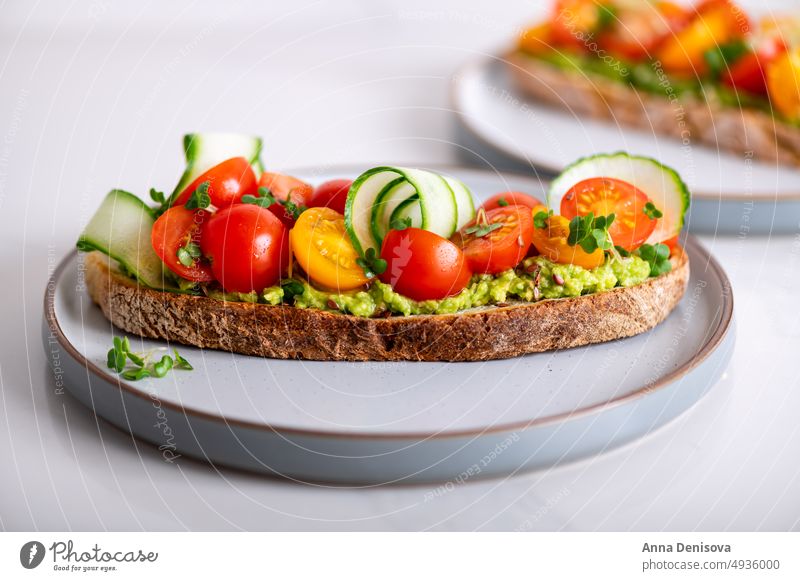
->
[173,157,257,208]
[200,204,289,293]
[151,206,214,282]
[309,179,353,215]
[560,177,657,252]
[662,235,680,255]
[481,191,544,211]
[379,228,472,301]
[723,37,787,96]
[453,205,534,274]
[257,172,314,228]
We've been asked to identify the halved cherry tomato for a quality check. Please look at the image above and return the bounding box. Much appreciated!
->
[151,206,214,282]
[308,179,353,216]
[481,191,544,211]
[656,0,750,75]
[723,37,786,96]
[657,0,692,31]
[530,206,605,269]
[519,23,555,56]
[767,47,800,121]
[662,235,680,255]
[258,172,314,228]
[560,177,657,252]
[200,204,288,293]
[453,205,533,274]
[290,207,369,291]
[550,0,612,51]
[380,228,472,301]
[173,157,257,208]
[599,1,688,61]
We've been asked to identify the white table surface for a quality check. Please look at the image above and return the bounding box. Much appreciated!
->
[1,0,799,531]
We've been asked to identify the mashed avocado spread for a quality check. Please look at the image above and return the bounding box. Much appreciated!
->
[206,255,652,317]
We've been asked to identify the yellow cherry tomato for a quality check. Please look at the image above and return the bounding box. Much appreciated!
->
[519,23,553,56]
[767,47,800,121]
[530,205,605,270]
[290,207,369,291]
[656,0,749,76]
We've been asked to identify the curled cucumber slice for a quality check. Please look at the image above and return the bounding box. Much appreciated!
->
[345,166,476,255]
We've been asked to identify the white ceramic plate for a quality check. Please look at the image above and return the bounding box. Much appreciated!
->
[43,166,734,484]
[452,56,800,234]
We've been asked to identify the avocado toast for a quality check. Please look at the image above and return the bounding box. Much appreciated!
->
[508,1,800,165]
[78,135,690,362]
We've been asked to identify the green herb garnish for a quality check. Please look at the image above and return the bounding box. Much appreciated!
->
[173,349,194,370]
[243,187,305,220]
[152,355,174,378]
[176,242,202,268]
[242,187,277,208]
[704,40,749,79]
[643,201,663,220]
[356,247,387,279]
[150,188,170,217]
[280,280,305,304]
[122,367,151,381]
[567,212,616,254]
[637,243,672,276]
[150,188,166,205]
[533,209,553,229]
[106,337,193,381]
[390,216,412,231]
[280,195,305,221]
[596,3,617,31]
[464,222,503,237]
[107,337,127,372]
[185,181,212,210]
[496,197,509,207]
[614,245,630,258]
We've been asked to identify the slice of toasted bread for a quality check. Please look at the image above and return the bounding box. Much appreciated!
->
[83,248,689,362]
[506,51,800,166]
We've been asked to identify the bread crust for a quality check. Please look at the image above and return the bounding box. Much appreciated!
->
[83,248,689,362]
[506,51,800,166]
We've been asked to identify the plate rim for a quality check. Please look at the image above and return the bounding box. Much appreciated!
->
[45,166,734,442]
[450,53,800,202]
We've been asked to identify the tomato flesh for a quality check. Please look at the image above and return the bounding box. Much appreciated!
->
[290,207,369,291]
[380,228,472,301]
[151,206,214,282]
[200,204,288,293]
[309,179,353,215]
[560,177,657,252]
[173,157,257,208]
[481,191,544,211]
[453,205,533,274]
[258,172,314,228]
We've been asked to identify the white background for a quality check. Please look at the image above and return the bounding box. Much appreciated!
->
[1,0,799,531]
